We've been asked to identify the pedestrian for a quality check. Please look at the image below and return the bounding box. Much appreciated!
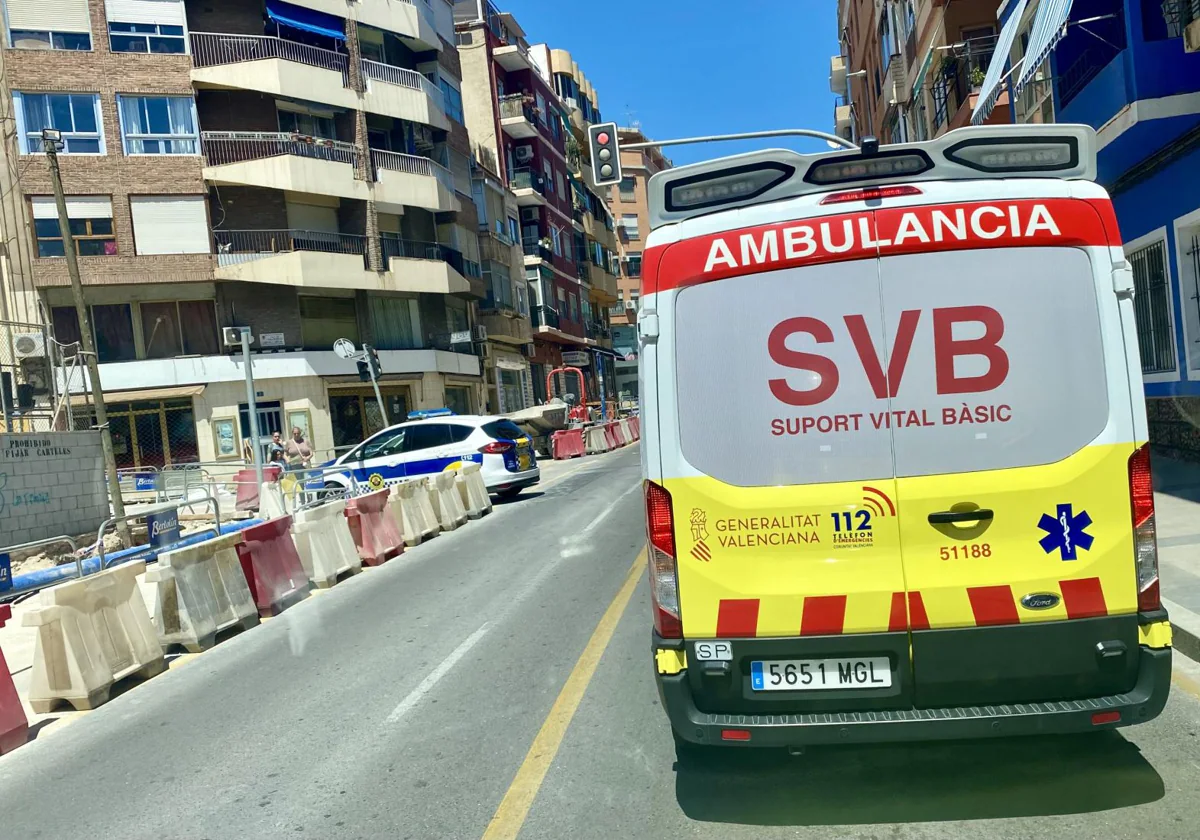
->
[269,431,286,465]
[285,426,313,471]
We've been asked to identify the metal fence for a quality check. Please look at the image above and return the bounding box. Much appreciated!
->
[361,57,444,110]
[191,32,349,82]
[1129,239,1177,375]
[213,229,368,265]
[202,131,359,167]
[0,319,60,433]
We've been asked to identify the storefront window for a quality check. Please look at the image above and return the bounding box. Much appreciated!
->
[78,398,197,468]
[444,385,473,415]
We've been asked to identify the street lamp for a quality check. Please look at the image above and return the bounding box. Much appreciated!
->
[40,127,130,547]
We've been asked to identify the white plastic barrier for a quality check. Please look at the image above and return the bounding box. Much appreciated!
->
[390,481,438,547]
[23,560,166,713]
[259,481,287,519]
[427,472,467,531]
[148,531,260,653]
[455,463,492,519]
[292,498,363,588]
[618,419,634,446]
[585,425,610,454]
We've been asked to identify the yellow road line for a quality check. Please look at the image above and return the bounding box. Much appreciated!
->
[480,550,645,840]
[1172,670,1200,701]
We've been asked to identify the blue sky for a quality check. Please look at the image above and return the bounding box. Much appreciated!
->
[497,0,840,166]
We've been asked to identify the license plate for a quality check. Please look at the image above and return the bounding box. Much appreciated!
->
[518,449,531,470]
[694,640,733,661]
[750,657,891,691]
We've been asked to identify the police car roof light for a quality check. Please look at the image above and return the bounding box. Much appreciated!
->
[819,184,923,205]
[407,408,456,420]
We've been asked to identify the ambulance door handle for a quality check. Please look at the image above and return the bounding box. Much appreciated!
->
[927,509,994,524]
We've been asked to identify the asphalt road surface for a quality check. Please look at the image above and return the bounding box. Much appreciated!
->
[3,443,1200,840]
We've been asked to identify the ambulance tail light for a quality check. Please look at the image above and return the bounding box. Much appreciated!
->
[645,480,683,639]
[819,185,923,205]
[1129,444,1160,612]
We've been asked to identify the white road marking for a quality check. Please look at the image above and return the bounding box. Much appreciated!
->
[582,481,641,535]
[386,623,491,724]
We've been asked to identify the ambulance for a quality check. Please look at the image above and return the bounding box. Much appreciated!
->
[636,124,1172,751]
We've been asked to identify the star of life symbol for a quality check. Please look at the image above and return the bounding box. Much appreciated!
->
[690,508,711,561]
[1037,503,1094,561]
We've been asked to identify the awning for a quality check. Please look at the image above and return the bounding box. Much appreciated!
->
[911,46,934,100]
[1013,0,1075,100]
[970,0,1030,125]
[266,0,345,41]
[69,384,204,407]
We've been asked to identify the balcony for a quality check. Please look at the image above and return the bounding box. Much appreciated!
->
[829,54,847,94]
[202,131,366,201]
[478,229,517,264]
[361,58,449,128]
[294,0,439,49]
[930,35,1003,133]
[212,228,373,289]
[835,102,853,140]
[499,94,538,139]
[587,262,618,303]
[509,167,547,206]
[379,235,474,295]
[191,33,354,111]
[493,40,535,72]
[371,149,460,214]
[521,235,553,263]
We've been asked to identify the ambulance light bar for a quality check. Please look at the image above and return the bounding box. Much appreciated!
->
[805,150,932,186]
[666,163,793,211]
[944,136,1078,173]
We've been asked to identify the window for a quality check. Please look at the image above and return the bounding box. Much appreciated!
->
[556,170,566,199]
[568,293,578,322]
[549,226,562,256]
[93,304,137,362]
[130,195,209,253]
[439,76,464,123]
[369,295,421,350]
[446,424,474,443]
[10,30,91,50]
[482,419,526,441]
[618,177,636,201]
[356,427,407,461]
[443,386,473,415]
[14,92,103,154]
[625,251,642,278]
[141,300,220,358]
[507,216,520,243]
[535,92,547,126]
[278,109,336,140]
[116,95,195,154]
[32,196,116,257]
[109,23,186,53]
[879,4,894,71]
[620,214,640,240]
[300,296,359,349]
[543,160,554,194]
[1128,239,1177,374]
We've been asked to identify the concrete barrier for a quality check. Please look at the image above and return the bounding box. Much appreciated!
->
[391,481,438,546]
[604,422,623,449]
[148,532,260,653]
[628,417,640,440]
[427,473,467,531]
[22,561,166,713]
[0,605,29,755]
[234,466,282,511]
[346,488,404,566]
[293,499,363,588]
[585,425,610,454]
[455,463,492,519]
[259,481,287,519]
[552,429,585,459]
[235,515,309,617]
[618,419,634,445]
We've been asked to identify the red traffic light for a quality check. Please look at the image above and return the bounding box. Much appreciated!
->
[596,132,609,145]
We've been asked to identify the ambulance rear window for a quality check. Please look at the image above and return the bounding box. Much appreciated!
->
[673,246,1109,486]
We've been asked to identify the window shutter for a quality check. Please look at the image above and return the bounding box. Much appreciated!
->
[104,0,186,26]
[130,195,210,255]
[6,0,91,32]
[285,202,340,233]
[31,196,112,219]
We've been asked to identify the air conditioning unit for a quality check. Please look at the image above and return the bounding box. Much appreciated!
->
[222,326,252,347]
[471,324,488,341]
[624,299,637,309]
[513,145,534,162]
[522,343,536,357]
[519,206,539,222]
[12,332,45,359]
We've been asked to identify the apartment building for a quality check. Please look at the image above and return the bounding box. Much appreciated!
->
[606,125,669,404]
[0,0,490,465]
[454,1,620,409]
[832,0,1011,145]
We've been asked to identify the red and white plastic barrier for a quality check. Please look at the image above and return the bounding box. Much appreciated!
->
[0,605,29,755]
[346,488,404,566]
[552,429,585,459]
[235,515,309,617]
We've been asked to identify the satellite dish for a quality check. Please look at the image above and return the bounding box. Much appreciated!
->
[333,338,357,360]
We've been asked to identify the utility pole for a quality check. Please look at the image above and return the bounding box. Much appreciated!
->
[42,130,129,547]
[240,327,264,489]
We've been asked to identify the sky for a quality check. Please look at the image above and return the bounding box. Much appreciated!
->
[496,0,841,166]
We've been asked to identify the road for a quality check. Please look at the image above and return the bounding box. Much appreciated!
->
[3,442,1200,839]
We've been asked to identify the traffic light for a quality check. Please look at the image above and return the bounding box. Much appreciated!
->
[357,359,371,382]
[588,122,622,187]
[366,345,382,379]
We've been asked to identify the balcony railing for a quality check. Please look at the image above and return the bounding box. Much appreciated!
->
[931,34,997,129]
[201,131,358,166]
[191,32,349,81]
[361,58,445,109]
[509,167,545,193]
[499,93,535,122]
[213,228,366,267]
[531,305,560,330]
[521,237,553,260]
[371,148,456,192]
[378,235,467,276]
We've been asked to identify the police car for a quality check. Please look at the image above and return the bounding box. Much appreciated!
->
[315,410,539,497]
[633,123,1172,752]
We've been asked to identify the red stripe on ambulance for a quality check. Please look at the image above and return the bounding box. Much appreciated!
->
[649,198,1118,293]
[1059,577,1109,619]
[715,598,760,637]
[967,585,1020,627]
[800,595,848,636]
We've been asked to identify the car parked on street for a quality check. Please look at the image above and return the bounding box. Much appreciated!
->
[313,411,540,498]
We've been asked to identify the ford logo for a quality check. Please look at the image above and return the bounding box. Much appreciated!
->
[1021,592,1060,610]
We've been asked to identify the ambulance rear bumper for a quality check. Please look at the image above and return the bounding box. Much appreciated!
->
[658,644,1171,747]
